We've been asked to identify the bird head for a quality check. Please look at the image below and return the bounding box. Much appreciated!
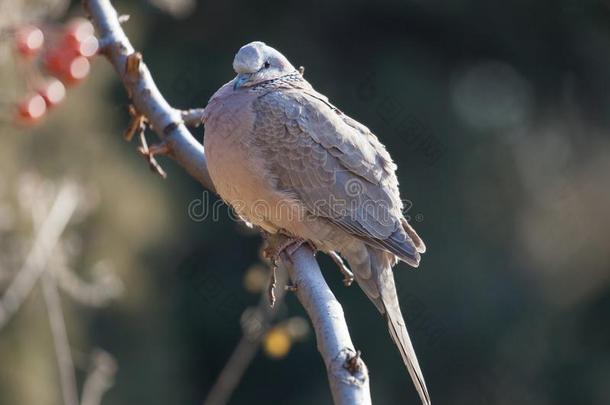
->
[232,41,297,90]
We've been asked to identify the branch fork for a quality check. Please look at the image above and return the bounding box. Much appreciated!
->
[123,104,169,178]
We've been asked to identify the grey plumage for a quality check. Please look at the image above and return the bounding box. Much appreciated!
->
[203,41,430,405]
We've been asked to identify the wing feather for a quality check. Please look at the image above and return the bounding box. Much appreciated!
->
[253,89,421,264]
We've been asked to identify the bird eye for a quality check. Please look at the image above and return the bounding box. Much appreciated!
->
[264,61,271,69]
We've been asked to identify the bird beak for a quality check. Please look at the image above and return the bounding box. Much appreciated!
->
[233,73,250,90]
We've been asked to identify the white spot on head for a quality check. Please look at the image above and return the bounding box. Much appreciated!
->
[232,41,296,77]
[233,41,267,74]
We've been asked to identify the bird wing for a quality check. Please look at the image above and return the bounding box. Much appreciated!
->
[252,87,421,264]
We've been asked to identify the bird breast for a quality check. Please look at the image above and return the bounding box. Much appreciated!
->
[203,89,298,233]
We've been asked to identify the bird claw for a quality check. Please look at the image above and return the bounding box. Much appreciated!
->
[262,233,309,267]
[262,233,310,306]
[329,251,354,286]
[267,265,277,307]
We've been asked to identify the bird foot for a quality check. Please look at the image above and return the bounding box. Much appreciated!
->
[329,251,354,286]
[262,233,311,306]
[268,265,277,307]
[262,233,310,267]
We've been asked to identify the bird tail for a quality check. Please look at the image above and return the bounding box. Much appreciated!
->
[402,217,426,254]
[346,244,431,405]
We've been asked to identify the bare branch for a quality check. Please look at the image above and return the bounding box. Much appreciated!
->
[81,350,118,405]
[53,255,123,307]
[84,1,371,403]
[0,184,79,329]
[282,246,371,405]
[84,0,215,191]
[203,268,289,405]
[25,186,81,405]
[181,108,206,127]
[137,131,168,178]
[203,336,260,405]
[122,105,145,142]
[42,271,79,405]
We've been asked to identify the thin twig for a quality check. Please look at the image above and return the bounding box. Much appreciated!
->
[28,185,80,405]
[0,184,79,329]
[137,127,168,178]
[81,350,118,405]
[52,252,123,307]
[42,271,79,405]
[203,336,259,405]
[122,105,145,141]
[203,268,288,405]
[181,108,206,127]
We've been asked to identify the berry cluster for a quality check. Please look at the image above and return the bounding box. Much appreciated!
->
[12,18,98,124]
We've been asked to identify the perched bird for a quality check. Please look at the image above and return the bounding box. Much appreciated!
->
[203,41,430,405]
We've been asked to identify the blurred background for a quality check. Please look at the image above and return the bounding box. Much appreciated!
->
[1,0,610,404]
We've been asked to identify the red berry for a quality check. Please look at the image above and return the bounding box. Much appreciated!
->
[64,18,95,47]
[17,94,47,123]
[38,79,66,107]
[61,19,98,58]
[15,25,44,58]
[44,49,90,85]
[65,56,90,83]
[76,35,98,58]
[44,48,75,75]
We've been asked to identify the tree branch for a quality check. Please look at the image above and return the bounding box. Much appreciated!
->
[84,1,371,403]
[84,0,215,192]
[181,108,206,127]
[42,271,79,405]
[29,188,80,405]
[0,183,79,329]
[283,247,371,405]
[81,350,118,405]
[203,266,289,405]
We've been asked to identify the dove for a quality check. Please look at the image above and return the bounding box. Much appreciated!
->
[202,41,430,405]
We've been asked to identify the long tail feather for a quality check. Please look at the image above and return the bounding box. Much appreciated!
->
[384,302,431,405]
[347,243,431,405]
